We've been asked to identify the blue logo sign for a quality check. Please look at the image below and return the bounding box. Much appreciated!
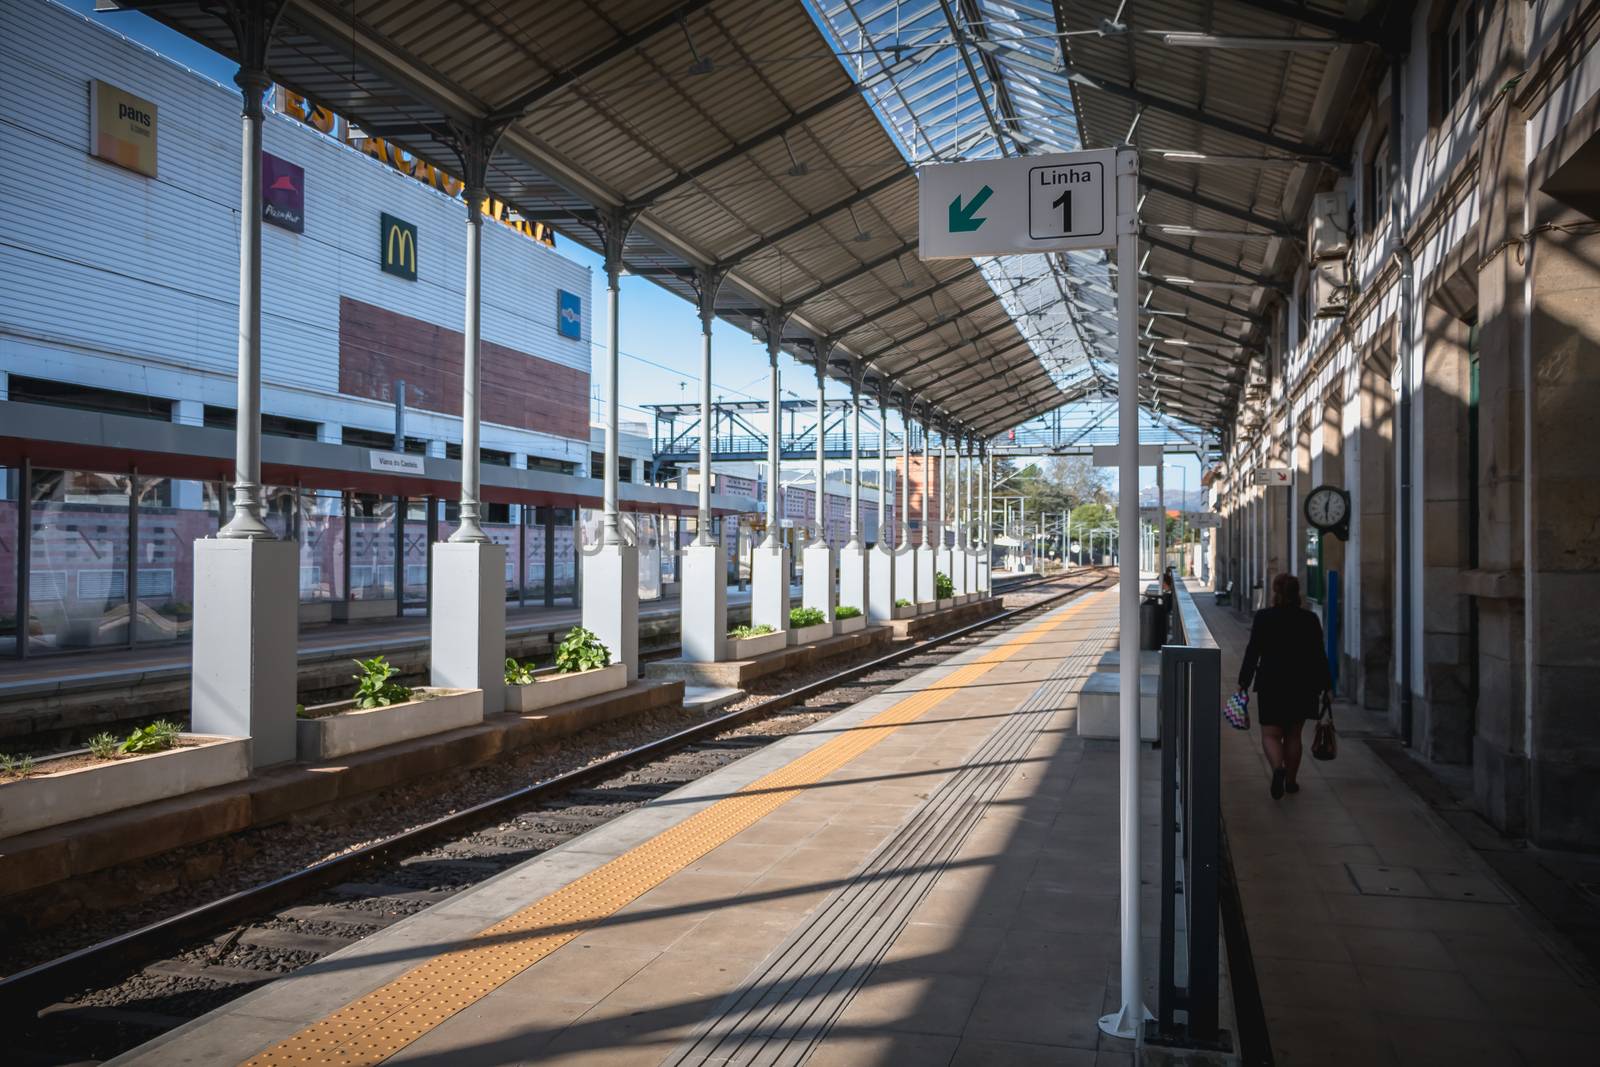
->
[557,290,582,339]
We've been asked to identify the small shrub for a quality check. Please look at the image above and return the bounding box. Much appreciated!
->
[728,623,776,639]
[895,597,912,608]
[505,657,538,686]
[789,606,826,628]
[835,605,862,619]
[351,656,413,709]
[87,733,120,760]
[119,720,183,755]
[555,626,610,673]
[935,572,955,599]
[1,753,36,779]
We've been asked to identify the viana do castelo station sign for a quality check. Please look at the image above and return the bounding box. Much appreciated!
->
[916,148,1119,259]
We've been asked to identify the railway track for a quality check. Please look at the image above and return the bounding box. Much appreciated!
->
[4,569,1108,1065]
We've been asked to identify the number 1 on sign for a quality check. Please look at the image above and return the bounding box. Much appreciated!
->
[1051,189,1072,234]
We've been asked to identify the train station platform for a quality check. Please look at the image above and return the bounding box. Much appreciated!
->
[1196,596,1600,1066]
[109,586,1154,1067]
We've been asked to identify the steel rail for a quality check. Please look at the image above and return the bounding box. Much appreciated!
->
[0,569,1107,1017]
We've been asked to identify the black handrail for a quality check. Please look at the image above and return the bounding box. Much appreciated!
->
[1147,581,1231,1052]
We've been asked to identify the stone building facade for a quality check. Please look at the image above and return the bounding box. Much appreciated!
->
[1212,0,1600,849]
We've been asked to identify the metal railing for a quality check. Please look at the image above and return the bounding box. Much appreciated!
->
[1148,581,1230,1051]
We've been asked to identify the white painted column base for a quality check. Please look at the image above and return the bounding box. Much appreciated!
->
[893,547,916,607]
[839,543,869,618]
[431,541,508,713]
[868,543,897,623]
[751,542,791,632]
[950,549,969,596]
[977,550,991,594]
[802,543,836,619]
[582,542,640,681]
[915,545,937,603]
[191,537,298,767]
[965,550,979,595]
[679,542,727,662]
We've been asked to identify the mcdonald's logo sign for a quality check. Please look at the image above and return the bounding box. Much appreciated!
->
[380,213,417,280]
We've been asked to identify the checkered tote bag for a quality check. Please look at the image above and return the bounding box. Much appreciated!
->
[1224,689,1251,730]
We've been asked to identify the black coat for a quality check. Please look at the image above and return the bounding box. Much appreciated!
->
[1238,606,1331,699]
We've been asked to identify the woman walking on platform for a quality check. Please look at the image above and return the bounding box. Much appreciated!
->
[1237,573,1331,799]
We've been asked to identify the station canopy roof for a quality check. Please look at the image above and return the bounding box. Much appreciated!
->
[124,0,1385,445]
[128,0,1091,438]
[1058,0,1394,431]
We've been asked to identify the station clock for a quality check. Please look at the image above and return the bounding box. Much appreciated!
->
[1303,484,1350,541]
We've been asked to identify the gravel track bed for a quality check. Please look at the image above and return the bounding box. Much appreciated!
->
[11,576,1103,1064]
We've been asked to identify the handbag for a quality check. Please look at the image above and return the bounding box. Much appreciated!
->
[1224,689,1250,730]
[1311,694,1338,761]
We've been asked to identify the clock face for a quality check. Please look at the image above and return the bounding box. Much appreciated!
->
[1305,486,1348,529]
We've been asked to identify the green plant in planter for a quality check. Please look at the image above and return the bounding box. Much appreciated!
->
[351,656,413,709]
[555,626,610,674]
[728,623,775,639]
[1,752,36,779]
[895,597,912,608]
[119,719,183,755]
[505,657,538,686]
[87,732,120,760]
[935,572,955,599]
[835,605,862,619]
[789,606,826,628]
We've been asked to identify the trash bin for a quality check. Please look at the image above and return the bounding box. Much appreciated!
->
[1139,594,1167,651]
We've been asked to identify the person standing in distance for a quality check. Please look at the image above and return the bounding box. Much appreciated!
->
[1236,573,1331,798]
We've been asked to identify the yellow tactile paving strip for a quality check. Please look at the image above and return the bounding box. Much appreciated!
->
[242,592,1104,1066]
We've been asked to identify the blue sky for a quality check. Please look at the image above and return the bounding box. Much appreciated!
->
[66,0,1200,498]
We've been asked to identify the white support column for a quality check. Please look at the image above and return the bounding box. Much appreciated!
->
[963,436,977,594]
[681,270,726,662]
[582,215,639,679]
[950,436,963,595]
[915,407,936,603]
[192,56,297,767]
[972,441,985,591]
[894,400,918,608]
[868,386,898,622]
[802,359,835,622]
[937,427,954,595]
[839,366,869,617]
[751,316,790,632]
[1100,143,1149,1040]
[432,150,505,712]
[1157,460,1167,576]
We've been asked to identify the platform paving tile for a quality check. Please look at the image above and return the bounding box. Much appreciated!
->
[1197,592,1600,1067]
[112,590,1132,1067]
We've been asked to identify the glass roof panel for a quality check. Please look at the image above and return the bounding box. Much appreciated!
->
[809,0,1211,448]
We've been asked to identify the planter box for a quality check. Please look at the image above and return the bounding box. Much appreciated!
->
[727,630,787,659]
[788,621,834,646]
[507,663,627,713]
[892,604,917,620]
[938,598,954,611]
[0,735,250,839]
[917,601,937,615]
[836,615,866,634]
[297,688,483,761]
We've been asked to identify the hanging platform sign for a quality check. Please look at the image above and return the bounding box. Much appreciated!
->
[917,148,1118,259]
[1252,467,1291,486]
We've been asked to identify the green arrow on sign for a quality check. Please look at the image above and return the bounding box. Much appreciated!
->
[948,185,993,232]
